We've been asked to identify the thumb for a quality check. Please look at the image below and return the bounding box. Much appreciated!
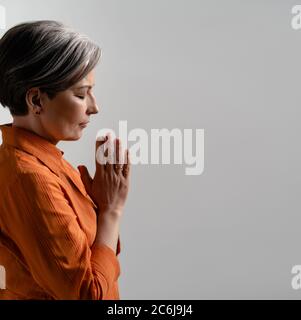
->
[78,165,93,194]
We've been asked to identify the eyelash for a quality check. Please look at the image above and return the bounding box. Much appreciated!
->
[76,95,85,100]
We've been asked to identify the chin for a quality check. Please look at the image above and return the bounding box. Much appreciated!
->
[61,125,86,141]
[63,132,83,141]
[64,137,81,141]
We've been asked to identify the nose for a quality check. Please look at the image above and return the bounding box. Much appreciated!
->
[87,94,99,115]
[88,103,99,115]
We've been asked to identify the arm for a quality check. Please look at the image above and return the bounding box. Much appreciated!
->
[2,171,120,300]
[78,134,131,258]
[96,211,121,254]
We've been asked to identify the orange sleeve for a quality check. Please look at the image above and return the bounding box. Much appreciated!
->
[2,171,120,300]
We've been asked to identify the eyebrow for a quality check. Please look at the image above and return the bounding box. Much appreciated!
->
[73,84,95,89]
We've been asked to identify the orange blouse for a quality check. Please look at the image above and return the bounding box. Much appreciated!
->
[0,123,121,300]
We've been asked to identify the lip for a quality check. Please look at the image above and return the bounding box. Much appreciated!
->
[79,121,89,127]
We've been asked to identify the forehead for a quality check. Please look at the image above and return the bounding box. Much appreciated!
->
[74,70,95,87]
[83,70,95,83]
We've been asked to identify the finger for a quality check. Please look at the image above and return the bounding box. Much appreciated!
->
[95,134,108,156]
[95,134,109,170]
[105,134,115,174]
[115,138,122,164]
[114,138,124,175]
[114,139,121,173]
[122,149,131,178]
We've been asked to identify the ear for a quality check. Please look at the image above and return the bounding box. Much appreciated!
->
[25,87,44,115]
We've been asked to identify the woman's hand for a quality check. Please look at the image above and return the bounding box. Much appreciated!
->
[78,133,131,218]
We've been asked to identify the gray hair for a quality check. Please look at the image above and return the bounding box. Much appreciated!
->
[0,20,101,116]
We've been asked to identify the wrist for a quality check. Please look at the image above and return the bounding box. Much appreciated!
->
[97,206,123,218]
[95,212,120,250]
[97,209,122,222]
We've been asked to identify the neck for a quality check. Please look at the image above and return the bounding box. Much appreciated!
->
[12,116,58,145]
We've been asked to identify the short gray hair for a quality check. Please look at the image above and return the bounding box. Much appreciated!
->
[0,20,101,116]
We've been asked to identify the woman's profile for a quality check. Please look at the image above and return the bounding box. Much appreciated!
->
[0,20,131,300]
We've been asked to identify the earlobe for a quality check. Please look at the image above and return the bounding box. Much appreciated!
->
[32,96,42,114]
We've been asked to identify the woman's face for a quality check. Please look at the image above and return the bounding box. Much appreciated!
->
[35,69,99,143]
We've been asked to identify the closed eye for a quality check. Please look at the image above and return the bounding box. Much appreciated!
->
[75,95,85,100]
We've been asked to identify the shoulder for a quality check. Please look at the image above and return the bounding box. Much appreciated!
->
[0,144,54,175]
[0,146,61,195]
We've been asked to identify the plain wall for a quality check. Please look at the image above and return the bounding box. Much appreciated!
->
[1,0,301,299]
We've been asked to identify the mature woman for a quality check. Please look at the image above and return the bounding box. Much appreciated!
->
[0,20,131,300]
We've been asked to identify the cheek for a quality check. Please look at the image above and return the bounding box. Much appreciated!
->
[47,100,85,124]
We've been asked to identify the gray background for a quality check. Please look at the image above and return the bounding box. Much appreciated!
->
[0,0,300,299]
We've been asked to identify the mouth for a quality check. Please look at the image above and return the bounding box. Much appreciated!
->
[79,122,89,128]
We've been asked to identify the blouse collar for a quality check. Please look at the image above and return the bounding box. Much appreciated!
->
[0,123,64,176]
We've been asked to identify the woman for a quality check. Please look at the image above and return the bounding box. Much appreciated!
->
[0,20,131,299]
